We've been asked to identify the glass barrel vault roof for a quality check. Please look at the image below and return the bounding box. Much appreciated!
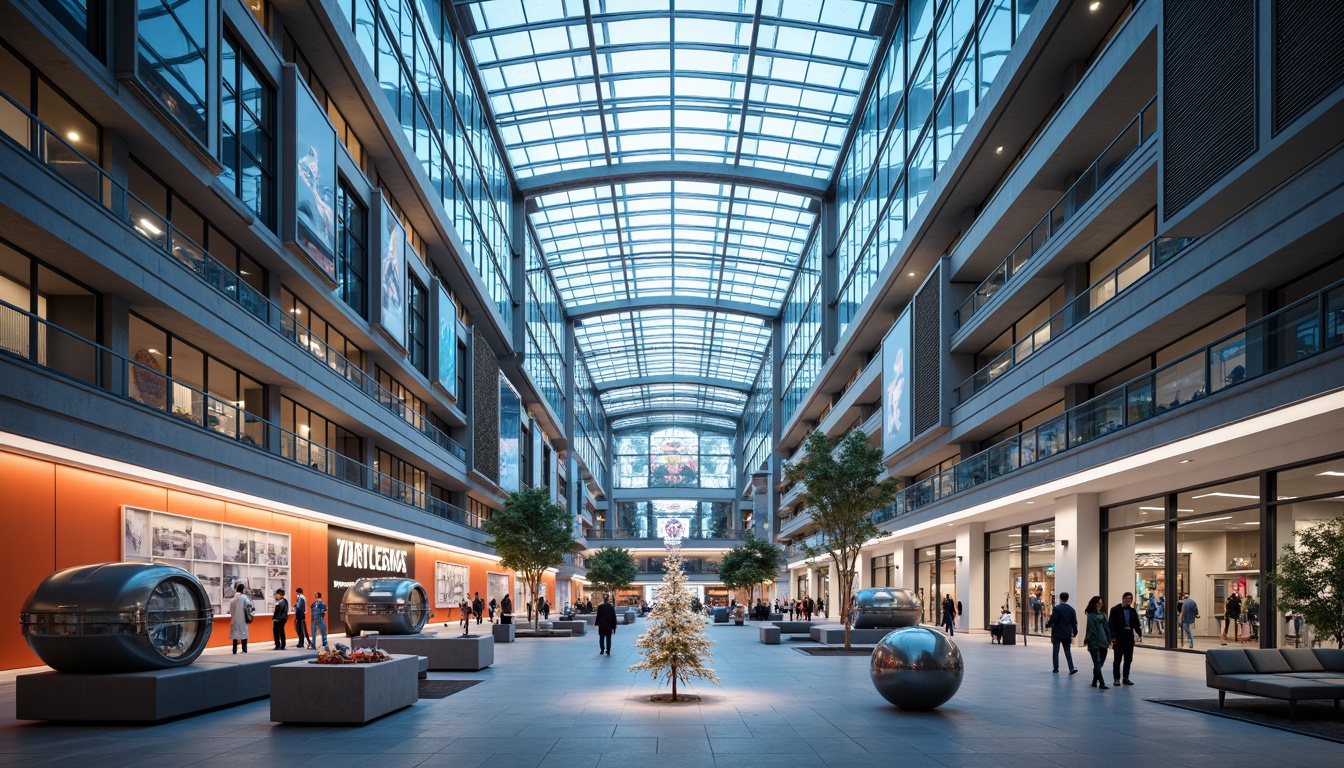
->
[459,0,888,424]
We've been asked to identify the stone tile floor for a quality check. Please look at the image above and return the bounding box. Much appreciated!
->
[0,623,1338,767]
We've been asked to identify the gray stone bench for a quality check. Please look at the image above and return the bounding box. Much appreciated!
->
[808,625,892,644]
[759,626,781,644]
[16,650,318,722]
[768,612,784,621]
[270,654,419,724]
[771,621,814,635]
[352,632,493,671]
[550,620,587,636]
[492,623,516,643]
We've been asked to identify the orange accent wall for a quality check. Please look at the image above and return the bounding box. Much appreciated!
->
[1,449,526,671]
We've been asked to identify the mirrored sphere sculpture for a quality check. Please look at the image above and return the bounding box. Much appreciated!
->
[870,626,964,710]
[849,587,922,629]
[340,578,430,636]
[20,562,213,672]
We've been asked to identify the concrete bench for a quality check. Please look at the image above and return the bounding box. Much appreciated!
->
[809,625,892,644]
[771,621,814,635]
[768,613,784,622]
[759,626,781,644]
[492,623,516,643]
[16,650,318,722]
[550,620,587,636]
[271,654,419,724]
[352,633,493,671]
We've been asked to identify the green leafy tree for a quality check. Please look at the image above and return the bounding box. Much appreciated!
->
[785,429,898,649]
[1266,516,1344,648]
[587,546,639,602]
[629,551,720,701]
[483,487,574,631]
[718,533,781,614]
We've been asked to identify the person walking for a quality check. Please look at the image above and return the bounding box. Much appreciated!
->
[292,587,309,650]
[500,593,514,625]
[472,592,484,625]
[272,589,289,650]
[541,597,550,620]
[1045,591,1079,674]
[1154,595,1165,635]
[1222,593,1241,644]
[595,595,618,655]
[1144,594,1156,634]
[458,598,472,635]
[1179,593,1199,649]
[488,596,497,623]
[309,591,328,648]
[940,594,956,636]
[228,583,251,654]
[1084,596,1113,689]
[1108,591,1141,686]
[1031,592,1045,633]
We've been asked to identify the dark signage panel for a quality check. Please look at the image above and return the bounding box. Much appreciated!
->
[326,525,415,634]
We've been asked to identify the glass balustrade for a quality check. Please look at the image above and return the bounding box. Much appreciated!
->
[956,98,1158,327]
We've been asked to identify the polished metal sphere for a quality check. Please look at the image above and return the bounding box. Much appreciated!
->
[849,587,922,629]
[870,626,964,710]
[340,578,430,636]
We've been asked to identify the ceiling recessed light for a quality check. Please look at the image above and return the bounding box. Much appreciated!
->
[138,218,163,236]
[995,146,1004,154]
[1317,471,1344,477]
[1025,500,1035,504]
[147,348,161,355]
[1089,1,1101,11]
[1190,492,1259,500]
[908,272,916,277]
[1179,459,1193,464]
[66,131,80,142]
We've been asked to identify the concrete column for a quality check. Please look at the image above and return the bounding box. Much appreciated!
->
[1063,382,1091,409]
[1063,263,1090,324]
[101,294,130,396]
[821,193,839,360]
[855,549,870,592]
[956,521,985,632]
[891,539,916,590]
[1054,494,1101,607]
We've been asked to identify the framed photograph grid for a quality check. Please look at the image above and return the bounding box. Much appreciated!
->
[122,506,290,615]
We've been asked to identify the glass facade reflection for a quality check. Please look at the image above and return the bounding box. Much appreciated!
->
[136,0,209,142]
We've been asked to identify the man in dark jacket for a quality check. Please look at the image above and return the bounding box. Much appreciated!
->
[1045,591,1078,674]
[272,589,289,650]
[595,595,618,655]
[472,592,484,625]
[1109,591,1142,685]
[292,587,308,650]
[500,593,514,625]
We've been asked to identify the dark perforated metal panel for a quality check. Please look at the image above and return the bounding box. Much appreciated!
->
[912,264,941,436]
[473,337,499,481]
[1273,0,1344,133]
[1162,0,1257,215]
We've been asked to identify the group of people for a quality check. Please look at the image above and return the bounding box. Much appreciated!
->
[779,596,822,620]
[1043,591,1145,688]
[227,584,329,653]
[458,592,515,632]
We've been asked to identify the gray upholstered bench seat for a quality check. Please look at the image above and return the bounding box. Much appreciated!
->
[1206,648,1344,719]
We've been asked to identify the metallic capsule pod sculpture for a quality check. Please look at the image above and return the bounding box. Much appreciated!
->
[20,562,213,672]
[870,626,964,710]
[848,587,923,629]
[340,578,430,637]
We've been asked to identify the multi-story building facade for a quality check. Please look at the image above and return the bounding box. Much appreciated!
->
[773,0,1344,652]
[1,0,1340,673]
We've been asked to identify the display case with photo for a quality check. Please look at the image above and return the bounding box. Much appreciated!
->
[123,507,289,617]
[435,562,469,608]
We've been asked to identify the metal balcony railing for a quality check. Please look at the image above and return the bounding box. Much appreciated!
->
[592,529,747,541]
[956,98,1159,328]
[0,298,481,531]
[0,87,466,463]
[956,235,1197,403]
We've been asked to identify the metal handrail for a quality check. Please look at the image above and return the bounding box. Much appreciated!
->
[886,275,1344,523]
[0,87,466,463]
[956,98,1159,328]
[956,235,1196,403]
[591,529,747,541]
[0,297,480,530]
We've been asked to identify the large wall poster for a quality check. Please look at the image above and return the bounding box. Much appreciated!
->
[436,283,457,396]
[293,83,337,280]
[486,571,510,608]
[327,525,414,633]
[379,199,408,349]
[434,561,469,609]
[882,307,913,457]
[499,374,521,492]
[122,506,289,617]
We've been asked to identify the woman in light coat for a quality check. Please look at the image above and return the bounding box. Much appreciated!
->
[229,583,251,653]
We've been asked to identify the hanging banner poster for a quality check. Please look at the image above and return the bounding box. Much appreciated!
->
[289,80,337,280]
[378,199,407,349]
[327,525,414,633]
[882,307,913,457]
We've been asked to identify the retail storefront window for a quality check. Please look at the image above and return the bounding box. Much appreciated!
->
[916,542,956,625]
[986,521,1054,635]
[1272,456,1344,649]
[870,553,894,589]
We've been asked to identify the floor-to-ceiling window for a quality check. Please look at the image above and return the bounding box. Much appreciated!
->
[986,520,1054,635]
[916,542,956,624]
